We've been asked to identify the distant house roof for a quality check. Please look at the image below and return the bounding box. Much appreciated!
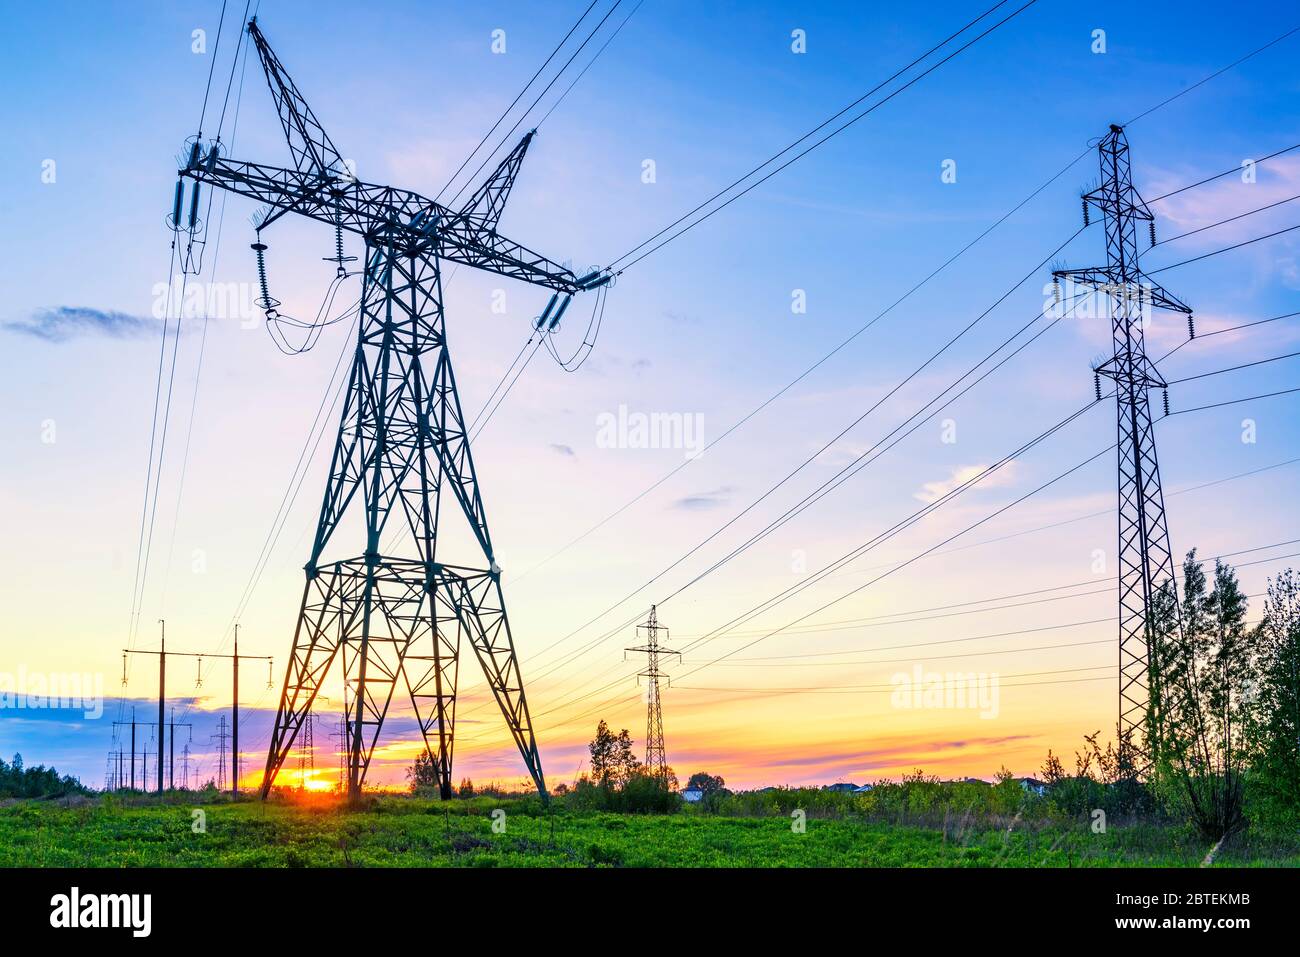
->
[942,777,989,786]
[1015,777,1047,793]
[680,788,704,802]
[822,782,860,792]
[853,784,874,793]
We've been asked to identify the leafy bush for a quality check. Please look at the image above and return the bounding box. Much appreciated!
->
[563,773,678,814]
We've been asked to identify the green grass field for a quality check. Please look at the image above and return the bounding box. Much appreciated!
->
[3,794,1298,867]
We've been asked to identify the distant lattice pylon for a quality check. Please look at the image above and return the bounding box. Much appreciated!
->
[625,606,681,781]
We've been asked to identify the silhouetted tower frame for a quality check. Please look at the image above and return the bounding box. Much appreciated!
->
[1053,125,1192,763]
[626,605,680,781]
[176,19,610,801]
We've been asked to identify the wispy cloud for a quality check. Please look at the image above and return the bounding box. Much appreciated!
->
[4,306,155,343]
[672,485,736,511]
[915,462,1019,504]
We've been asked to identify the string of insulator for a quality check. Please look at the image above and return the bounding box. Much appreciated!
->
[1163,389,1170,416]
[1188,314,1196,340]
[1082,198,1090,227]
[323,197,356,277]
[1052,275,1061,303]
[1149,221,1156,247]
[251,239,280,315]
[1094,371,1102,401]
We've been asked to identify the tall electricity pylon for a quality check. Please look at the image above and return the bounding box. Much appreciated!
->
[177,20,609,801]
[626,606,680,781]
[1053,125,1192,764]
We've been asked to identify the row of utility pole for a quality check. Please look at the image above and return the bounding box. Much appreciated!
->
[108,709,191,791]
[114,622,271,795]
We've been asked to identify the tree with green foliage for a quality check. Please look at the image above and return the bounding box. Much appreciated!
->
[1150,551,1256,839]
[0,753,85,798]
[406,749,440,793]
[588,720,641,788]
[1245,569,1300,818]
[686,771,726,797]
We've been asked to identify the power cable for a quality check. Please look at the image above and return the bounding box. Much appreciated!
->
[437,0,603,203]
[609,0,1039,272]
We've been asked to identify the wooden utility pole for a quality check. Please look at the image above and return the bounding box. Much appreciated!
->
[158,621,166,793]
[233,624,240,795]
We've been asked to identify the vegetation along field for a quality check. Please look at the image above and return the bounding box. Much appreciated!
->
[3,785,1298,869]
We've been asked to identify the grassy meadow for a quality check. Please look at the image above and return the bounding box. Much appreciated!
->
[3,791,1298,868]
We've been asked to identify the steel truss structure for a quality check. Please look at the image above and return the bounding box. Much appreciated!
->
[178,19,609,799]
[626,605,679,780]
[1054,125,1192,762]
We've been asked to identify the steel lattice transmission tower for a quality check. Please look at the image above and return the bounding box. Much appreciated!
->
[1053,125,1192,762]
[177,19,610,800]
[626,606,680,780]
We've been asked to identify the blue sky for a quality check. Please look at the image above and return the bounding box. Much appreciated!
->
[1,0,1298,790]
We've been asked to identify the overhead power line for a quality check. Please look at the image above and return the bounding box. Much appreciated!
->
[510,30,1300,590]
[436,0,603,203]
[518,386,1298,732]
[609,0,1041,273]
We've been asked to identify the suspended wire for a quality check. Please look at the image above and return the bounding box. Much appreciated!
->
[436,0,603,203]
[195,0,230,136]
[119,239,180,719]
[476,229,1300,709]
[504,543,1297,737]
[447,0,629,210]
[882,459,1300,575]
[493,269,1299,728]
[466,361,1103,723]
[1153,193,1300,247]
[1166,384,1300,415]
[544,282,608,371]
[466,284,612,447]
[529,440,1117,730]
[161,18,256,611]
[1124,24,1300,127]
[675,548,1297,642]
[608,0,1033,273]
[677,665,1118,695]
[517,255,1297,672]
[436,0,640,435]
[470,335,550,442]
[1156,309,1300,364]
[676,381,1300,654]
[1167,349,1300,386]
[516,232,1089,681]
[120,3,255,727]
[510,30,1300,586]
[680,403,1112,656]
[130,268,189,647]
[534,0,647,128]
[1149,140,1300,204]
[208,317,355,656]
[215,1,255,137]
[1147,221,1300,275]
[668,391,1300,690]
[512,155,1094,584]
[467,335,539,434]
[264,269,362,355]
[520,400,1298,726]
